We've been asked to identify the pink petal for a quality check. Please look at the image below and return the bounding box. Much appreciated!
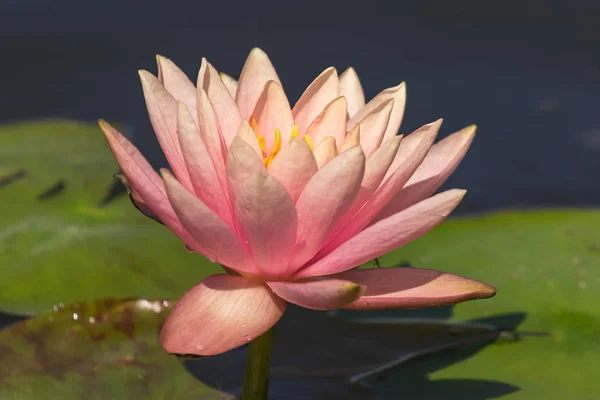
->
[295,189,465,278]
[99,120,202,251]
[340,124,361,152]
[267,278,365,311]
[236,119,264,158]
[114,174,161,224]
[219,72,238,99]
[161,274,286,356]
[177,102,232,224]
[347,82,406,143]
[339,67,365,118]
[252,81,294,151]
[236,48,281,119]
[226,137,267,204]
[292,67,340,133]
[268,139,318,202]
[374,125,476,223]
[333,267,496,310]
[139,70,193,191]
[197,88,228,189]
[304,96,347,150]
[355,99,394,157]
[162,169,256,274]
[232,169,298,279]
[313,136,339,168]
[156,55,197,125]
[198,58,242,146]
[289,147,366,273]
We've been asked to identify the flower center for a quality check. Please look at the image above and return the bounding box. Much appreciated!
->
[249,116,314,168]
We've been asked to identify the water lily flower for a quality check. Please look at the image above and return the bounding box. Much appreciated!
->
[99,48,495,357]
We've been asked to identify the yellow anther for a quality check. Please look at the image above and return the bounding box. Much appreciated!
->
[265,128,282,168]
[303,134,314,151]
[256,135,267,156]
[289,124,299,140]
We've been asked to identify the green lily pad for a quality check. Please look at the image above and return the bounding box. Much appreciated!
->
[0,298,232,399]
[0,121,219,315]
[372,209,600,399]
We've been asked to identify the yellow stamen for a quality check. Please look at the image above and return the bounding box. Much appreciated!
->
[256,135,266,156]
[249,116,267,156]
[303,134,314,151]
[289,124,299,140]
[265,128,282,168]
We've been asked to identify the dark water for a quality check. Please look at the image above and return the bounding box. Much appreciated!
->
[1,0,599,213]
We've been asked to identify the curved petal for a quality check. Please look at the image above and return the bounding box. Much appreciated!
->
[339,67,365,117]
[268,139,318,202]
[236,48,281,119]
[289,146,366,273]
[356,99,394,157]
[139,70,192,190]
[236,119,263,157]
[292,67,339,132]
[198,58,242,146]
[99,120,201,251]
[374,125,476,223]
[304,96,347,149]
[177,102,231,224]
[197,88,228,188]
[267,278,365,311]
[333,267,496,310]
[156,55,197,125]
[313,136,339,168]
[233,170,298,278]
[161,274,286,356]
[162,170,256,274]
[295,189,466,278]
[220,72,238,98]
[226,136,266,203]
[348,82,406,143]
[253,81,294,151]
[340,124,360,152]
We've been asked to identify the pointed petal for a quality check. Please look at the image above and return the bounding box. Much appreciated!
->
[304,96,347,149]
[339,67,365,117]
[161,275,286,356]
[341,124,361,152]
[313,136,339,168]
[296,189,466,278]
[236,119,263,157]
[226,136,266,203]
[292,67,340,133]
[267,278,365,311]
[355,99,394,157]
[99,120,201,250]
[236,48,281,119]
[233,170,298,278]
[198,59,242,146]
[219,72,238,98]
[374,125,476,223]
[139,70,192,190]
[252,81,294,151]
[348,82,406,143]
[289,147,366,273]
[333,267,496,310]
[197,88,228,188]
[163,170,255,274]
[268,139,318,202]
[177,102,231,224]
[156,55,197,125]
[114,174,162,224]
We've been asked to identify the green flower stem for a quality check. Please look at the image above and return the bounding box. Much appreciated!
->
[242,327,275,400]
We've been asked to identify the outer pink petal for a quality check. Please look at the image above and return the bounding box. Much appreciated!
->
[267,278,365,311]
[220,72,238,98]
[236,48,281,119]
[295,189,466,278]
[139,70,192,190]
[292,67,340,133]
[160,274,286,356]
[374,125,476,223]
[156,55,198,126]
[233,170,298,278]
[355,99,394,157]
[99,120,202,251]
[226,137,267,204]
[333,267,496,310]
[339,67,365,118]
[177,102,232,225]
[162,170,256,274]
[348,82,406,143]
[304,96,347,149]
[268,139,318,202]
[289,146,366,273]
[198,58,242,146]
[197,88,228,189]
[253,81,294,151]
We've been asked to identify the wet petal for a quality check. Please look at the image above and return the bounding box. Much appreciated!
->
[161,274,286,356]
[339,67,365,117]
[267,278,365,310]
[292,67,339,133]
[268,139,318,202]
[236,48,281,119]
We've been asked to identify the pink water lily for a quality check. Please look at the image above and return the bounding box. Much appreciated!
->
[99,48,495,356]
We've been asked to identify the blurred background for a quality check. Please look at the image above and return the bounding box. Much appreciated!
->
[1,0,598,213]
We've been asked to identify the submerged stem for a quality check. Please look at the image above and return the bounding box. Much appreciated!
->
[242,327,275,400]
